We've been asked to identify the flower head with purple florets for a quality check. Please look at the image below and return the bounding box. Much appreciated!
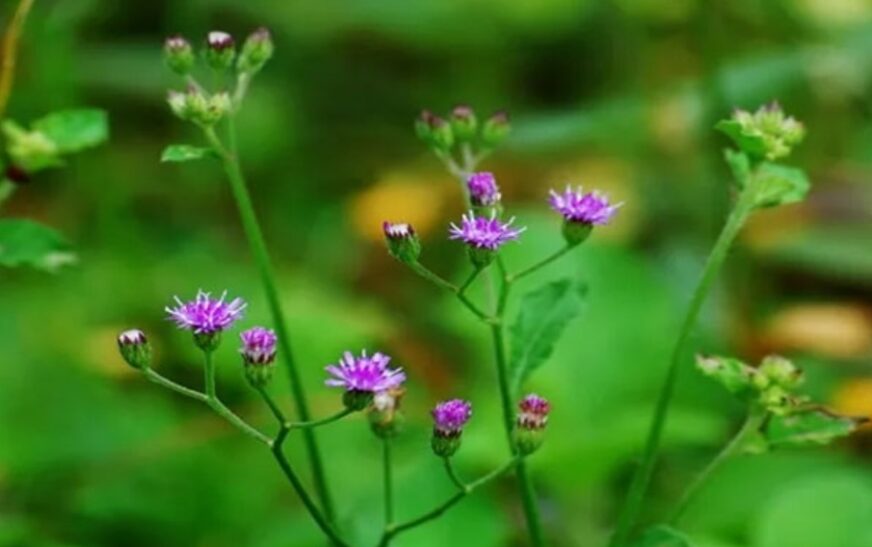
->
[449,211,524,250]
[517,393,551,430]
[166,290,246,334]
[432,399,473,437]
[467,172,502,207]
[549,186,620,225]
[240,326,277,365]
[383,221,414,240]
[326,350,406,393]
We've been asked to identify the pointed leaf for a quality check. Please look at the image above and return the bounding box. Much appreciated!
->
[161,144,215,163]
[765,410,863,448]
[0,219,76,272]
[32,109,108,153]
[750,162,810,209]
[509,279,586,392]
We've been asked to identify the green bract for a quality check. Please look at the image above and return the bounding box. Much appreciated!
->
[716,102,805,161]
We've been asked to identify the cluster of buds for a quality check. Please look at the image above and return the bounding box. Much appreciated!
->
[431,399,473,457]
[415,106,510,155]
[163,28,275,125]
[513,394,551,455]
[716,102,805,161]
[696,354,805,415]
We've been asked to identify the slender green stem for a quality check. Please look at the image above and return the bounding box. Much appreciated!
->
[383,437,394,527]
[670,409,767,523]
[288,408,354,430]
[508,245,573,282]
[458,267,482,295]
[202,350,272,445]
[378,457,520,545]
[203,126,336,522]
[143,368,207,402]
[443,458,465,490]
[0,0,35,118]
[255,386,287,424]
[408,261,493,321]
[608,193,755,547]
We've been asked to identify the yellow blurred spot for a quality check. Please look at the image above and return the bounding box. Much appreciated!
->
[763,303,872,359]
[350,169,454,243]
[832,379,872,428]
[648,92,701,155]
[543,157,639,243]
[794,0,871,28]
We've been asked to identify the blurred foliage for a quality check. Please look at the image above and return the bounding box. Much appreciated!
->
[1,0,871,546]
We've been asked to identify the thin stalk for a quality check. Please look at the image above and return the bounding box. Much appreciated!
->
[443,458,465,490]
[379,457,520,545]
[608,192,755,547]
[144,368,207,402]
[383,437,394,527]
[0,0,35,118]
[408,261,492,321]
[287,408,354,430]
[670,409,767,523]
[508,245,572,282]
[203,126,336,522]
[202,350,271,445]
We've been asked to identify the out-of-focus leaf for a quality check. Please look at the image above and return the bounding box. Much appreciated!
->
[765,410,862,448]
[715,120,768,158]
[631,525,694,547]
[509,279,586,393]
[696,355,756,396]
[750,162,810,209]
[762,225,872,285]
[160,145,215,163]
[32,108,108,153]
[723,149,751,188]
[0,219,75,272]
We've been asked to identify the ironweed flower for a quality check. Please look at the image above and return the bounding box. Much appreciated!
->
[326,350,406,410]
[166,290,246,351]
[117,329,151,370]
[431,399,472,457]
[383,221,421,264]
[449,211,524,268]
[467,172,502,208]
[514,394,551,455]
[549,186,620,246]
[240,326,277,387]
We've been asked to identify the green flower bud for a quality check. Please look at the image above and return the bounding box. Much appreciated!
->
[481,110,510,148]
[513,394,550,456]
[164,35,195,75]
[561,219,593,247]
[467,246,496,269]
[1,120,61,172]
[237,27,274,74]
[118,329,152,370]
[193,331,222,353]
[431,433,461,457]
[244,362,274,388]
[450,104,478,142]
[204,31,236,71]
[343,389,374,411]
[759,355,803,390]
[716,102,805,161]
[383,222,421,264]
[429,116,454,152]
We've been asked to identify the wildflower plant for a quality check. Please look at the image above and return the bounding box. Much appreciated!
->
[115,25,864,547]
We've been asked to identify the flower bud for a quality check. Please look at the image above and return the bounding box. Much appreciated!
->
[343,389,375,411]
[164,35,195,75]
[168,89,232,126]
[513,394,550,455]
[1,120,61,172]
[467,172,502,209]
[383,222,421,264]
[414,110,454,151]
[481,110,510,148]
[450,105,478,142]
[369,388,405,438]
[118,329,152,370]
[716,102,805,161]
[240,327,277,388]
[431,399,472,458]
[237,27,274,74]
[758,355,803,390]
[205,31,236,71]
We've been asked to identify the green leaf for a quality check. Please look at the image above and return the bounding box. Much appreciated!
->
[631,525,694,547]
[715,119,767,158]
[696,355,756,396]
[0,219,76,272]
[32,109,108,154]
[509,279,586,392]
[750,162,810,209]
[765,410,863,448]
[723,149,751,188]
[160,144,216,163]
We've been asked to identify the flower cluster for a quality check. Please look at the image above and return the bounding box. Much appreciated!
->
[716,101,805,160]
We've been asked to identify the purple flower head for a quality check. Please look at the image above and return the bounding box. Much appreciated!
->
[549,186,620,225]
[166,290,246,334]
[325,350,406,393]
[467,172,502,207]
[383,221,414,240]
[449,211,524,250]
[240,326,277,365]
[517,393,551,430]
[117,329,151,369]
[165,35,190,52]
[432,399,472,436]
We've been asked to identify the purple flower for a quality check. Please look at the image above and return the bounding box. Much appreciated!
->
[549,186,620,225]
[166,290,246,334]
[325,350,406,393]
[432,399,472,436]
[383,221,414,240]
[467,172,502,207]
[517,393,551,430]
[240,326,277,365]
[449,211,524,250]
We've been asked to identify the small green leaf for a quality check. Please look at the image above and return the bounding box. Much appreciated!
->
[765,410,863,448]
[160,144,215,163]
[32,109,108,154]
[750,162,810,209]
[631,525,694,547]
[696,355,756,396]
[715,119,768,158]
[509,279,586,392]
[724,149,752,188]
[0,219,76,272]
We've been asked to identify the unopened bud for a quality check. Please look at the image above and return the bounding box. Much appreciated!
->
[240,327,277,388]
[164,35,195,75]
[450,105,478,142]
[481,110,510,148]
[513,394,550,455]
[237,27,274,74]
[205,31,236,71]
[118,329,152,370]
[414,110,454,151]
[758,355,803,390]
[431,399,472,457]
[383,222,421,264]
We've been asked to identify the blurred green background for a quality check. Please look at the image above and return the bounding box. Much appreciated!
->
[2,0,872,546]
